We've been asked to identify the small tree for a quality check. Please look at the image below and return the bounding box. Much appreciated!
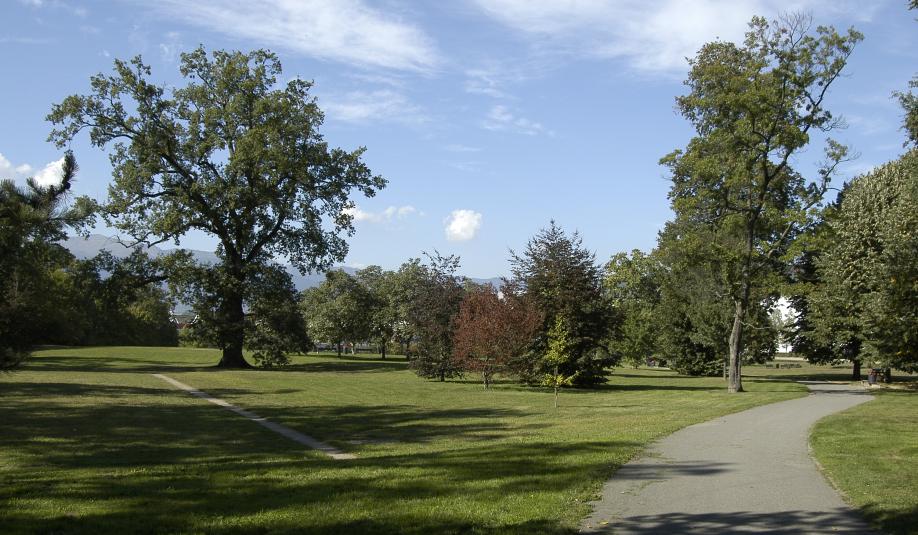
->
[406,253,465,382]
[453,284,542,389]
[542,316,576,409]
[510,221,617,386]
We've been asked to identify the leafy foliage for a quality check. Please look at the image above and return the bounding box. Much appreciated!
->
[604,250,661,368]
[300,270,371,356]
[810,151,918,372]
[47,46,385,367]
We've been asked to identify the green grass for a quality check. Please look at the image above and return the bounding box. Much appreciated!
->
[1,347,815,534]
[810,388,918,535]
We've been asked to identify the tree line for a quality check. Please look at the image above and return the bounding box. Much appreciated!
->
[2,11,915,387]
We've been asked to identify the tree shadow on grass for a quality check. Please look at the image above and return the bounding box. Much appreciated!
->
[22,354,219,374]
[0,383,637,535]
[582,509,878,534]
[284,360,408,373]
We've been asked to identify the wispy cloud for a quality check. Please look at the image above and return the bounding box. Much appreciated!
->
[159,31,183,63]
[444,144,482,153]
[445,209,483,241]
[0,36,52,44]
[321,89,427,124]
[482,105,551,136]
[472,1,873,75]
[142,0,439,72]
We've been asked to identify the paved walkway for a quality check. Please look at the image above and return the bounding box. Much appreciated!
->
[152,374,356,460]
[582,382,875,534]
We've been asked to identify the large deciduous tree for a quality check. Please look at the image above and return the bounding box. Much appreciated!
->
[661,15,861,392]
[47,47,385,368]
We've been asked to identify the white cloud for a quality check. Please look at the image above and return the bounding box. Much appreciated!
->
[344,204,420,223]
[483,104,551,136]
[32,157,66,187]
[144,0,439,72]
[444,209,482,241]
[0,152,64,186]
[322,89,426,124]
[472,1,872,75]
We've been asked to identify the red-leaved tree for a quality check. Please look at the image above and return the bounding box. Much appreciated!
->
[453,284,542,389]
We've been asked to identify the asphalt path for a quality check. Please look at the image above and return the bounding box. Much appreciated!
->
[582,382,875,534]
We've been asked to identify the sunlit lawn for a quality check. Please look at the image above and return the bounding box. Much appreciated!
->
[1,348,825,534]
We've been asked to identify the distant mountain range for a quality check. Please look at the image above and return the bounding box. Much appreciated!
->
[64,234,503,290]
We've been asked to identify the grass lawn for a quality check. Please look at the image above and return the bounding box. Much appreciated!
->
[1,348,823,534]
[810,388,918,535]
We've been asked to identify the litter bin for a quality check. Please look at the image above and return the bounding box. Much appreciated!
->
[867,369,878,385]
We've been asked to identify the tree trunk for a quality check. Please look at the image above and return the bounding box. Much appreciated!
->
[727,297,746,393]
[380,340,387,360]
[554,364,559,409]
[882,368,892,383]
[217,288,250,368]
[336,343,342,357]
[852,359,861,381]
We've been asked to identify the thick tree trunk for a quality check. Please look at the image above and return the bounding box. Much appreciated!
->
[380,340,387,360]
[727,297,746,393]
[336,343,342,357]
[852,359,861,381]
[217,288,250,369]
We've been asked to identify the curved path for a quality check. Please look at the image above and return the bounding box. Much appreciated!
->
[582,382,875,534]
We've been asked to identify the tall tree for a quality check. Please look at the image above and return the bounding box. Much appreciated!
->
[810,151,918,375]
[510,221,617,386]
[47,47,385,368]
[453,284,542,389]
[661,15,861,392]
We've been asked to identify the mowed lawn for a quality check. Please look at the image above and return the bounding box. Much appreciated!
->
[2,347,815,534]
[811,389,918,535]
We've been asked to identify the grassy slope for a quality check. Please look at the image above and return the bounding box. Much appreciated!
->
[1,348,812,534]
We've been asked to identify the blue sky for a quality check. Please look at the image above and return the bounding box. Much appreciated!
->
[1,1,915,277]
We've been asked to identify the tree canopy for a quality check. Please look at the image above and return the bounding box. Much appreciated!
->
[48,47,386,367]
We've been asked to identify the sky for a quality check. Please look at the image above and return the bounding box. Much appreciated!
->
[1,0,915,278]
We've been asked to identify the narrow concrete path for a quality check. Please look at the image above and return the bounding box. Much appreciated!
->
[582,382,874,534]
[152,374,356,460]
